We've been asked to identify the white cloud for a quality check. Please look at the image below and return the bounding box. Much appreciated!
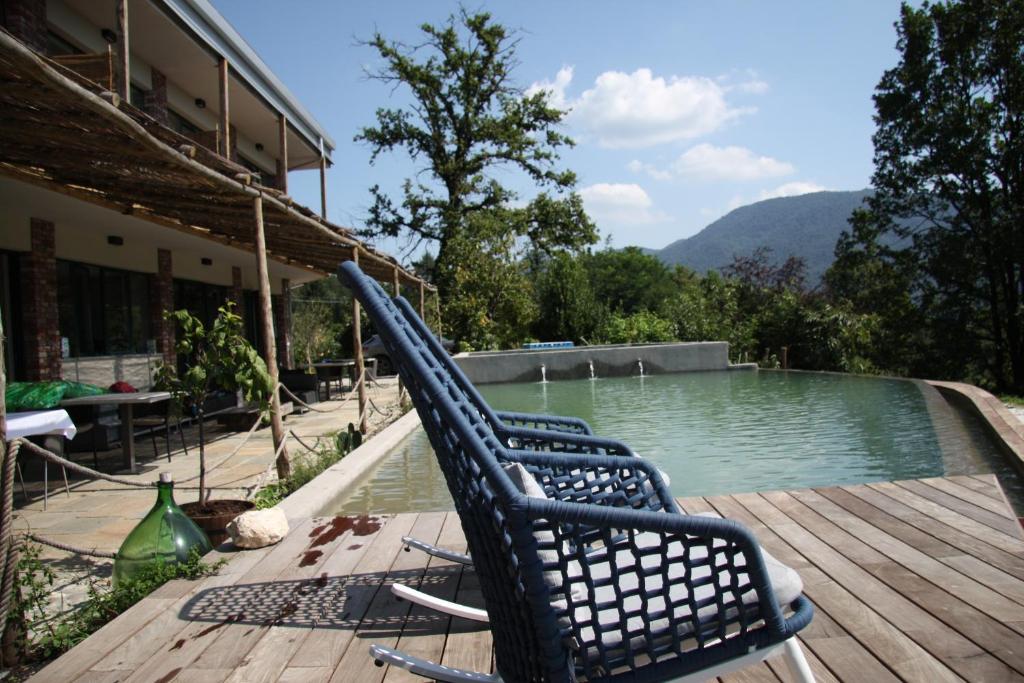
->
[529,67,754,148]
[526,66,573,110]
[670,144,793,181]
[628,144,794,182]
[758,181,827,200]
[579,183,671,225]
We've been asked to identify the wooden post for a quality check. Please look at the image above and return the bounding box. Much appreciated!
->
[781,346,789,370]
[218,56,230,158]
[116,0,129,102]
[318,138,327,220]
[392,267,400,297]
[253,194,289,478]
[418,281,426,325]
[435,290,442,337]
[352,250,368,433]
[277,113,288,193]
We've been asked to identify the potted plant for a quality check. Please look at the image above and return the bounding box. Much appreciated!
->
[154,301,274,544]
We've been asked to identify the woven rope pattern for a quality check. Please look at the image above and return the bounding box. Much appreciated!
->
[340,262,812,682]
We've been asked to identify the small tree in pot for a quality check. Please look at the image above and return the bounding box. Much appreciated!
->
[154,302,274,542]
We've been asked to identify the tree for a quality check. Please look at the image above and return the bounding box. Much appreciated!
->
[532,252,603,343]
[436,209,537,350]
[852,0,1024,390]
[585,247,676,316]
[291,301,342,367]
[357,10,597,276]
[154,303,273,505]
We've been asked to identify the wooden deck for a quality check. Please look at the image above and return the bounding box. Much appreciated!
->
[32,474,1024,682]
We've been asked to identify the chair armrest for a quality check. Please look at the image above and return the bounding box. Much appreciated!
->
[517,497,809,667]
[498,425,638,459]
[494,411,593,435]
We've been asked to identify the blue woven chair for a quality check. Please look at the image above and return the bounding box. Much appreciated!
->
[340,262,814,683]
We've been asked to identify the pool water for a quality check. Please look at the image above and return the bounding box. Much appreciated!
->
[336,370,1017,514]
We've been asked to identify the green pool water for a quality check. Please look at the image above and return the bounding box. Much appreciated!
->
[336,370,1016,514]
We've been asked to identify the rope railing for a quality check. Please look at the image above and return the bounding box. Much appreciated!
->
[7,371,403,562]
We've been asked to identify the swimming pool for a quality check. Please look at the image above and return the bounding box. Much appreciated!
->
[336,370,1016,514]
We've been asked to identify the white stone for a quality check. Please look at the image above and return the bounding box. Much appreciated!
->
[227,508,289,549]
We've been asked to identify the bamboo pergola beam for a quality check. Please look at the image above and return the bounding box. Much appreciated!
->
[115,0,129,102]
[0,30,436,290]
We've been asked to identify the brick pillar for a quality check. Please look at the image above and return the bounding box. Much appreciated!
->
[144,67,169,125]
[3,0,47,54]
[273,278,293,370]
[22,219,61,380]
[150,249,175,365]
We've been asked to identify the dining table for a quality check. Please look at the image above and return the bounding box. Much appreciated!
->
[60,391,172,472]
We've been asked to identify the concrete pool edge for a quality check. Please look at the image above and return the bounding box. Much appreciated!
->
[277,409,422,524]
[928,380,1024,481]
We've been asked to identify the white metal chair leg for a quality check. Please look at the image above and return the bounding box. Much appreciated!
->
[402,536,473,565]
[783,638,815,683]
[391,583,489,622]
[369,643,500,682]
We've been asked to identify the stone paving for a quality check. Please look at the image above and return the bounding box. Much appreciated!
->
[12,377,403,615]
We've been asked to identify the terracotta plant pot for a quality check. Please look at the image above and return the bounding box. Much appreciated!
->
[181,499,255,547]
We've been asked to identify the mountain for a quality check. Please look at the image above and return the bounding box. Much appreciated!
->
[651,190,873,283]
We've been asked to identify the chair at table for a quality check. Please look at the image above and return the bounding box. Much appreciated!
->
[132,399,188,462]
[340,262,815,683]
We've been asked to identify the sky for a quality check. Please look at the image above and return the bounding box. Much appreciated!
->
[213,1,907,262]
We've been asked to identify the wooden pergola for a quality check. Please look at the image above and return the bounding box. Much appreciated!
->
[0,28,437,463]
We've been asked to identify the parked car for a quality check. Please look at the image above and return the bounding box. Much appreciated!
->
[363,333,455,376]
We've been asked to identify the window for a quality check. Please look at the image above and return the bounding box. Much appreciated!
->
[173,278,229,329]
[57,261,151,357]
[46,30,82,57]
[168,109,200,136]
[130,83,147,109]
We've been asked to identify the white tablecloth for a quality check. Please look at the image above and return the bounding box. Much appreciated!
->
[6,410,77,440]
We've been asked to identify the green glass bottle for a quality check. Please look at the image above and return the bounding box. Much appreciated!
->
[112,473,212,587]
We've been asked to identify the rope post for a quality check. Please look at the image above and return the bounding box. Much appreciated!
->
[435,289,442,337]
[352,250,368,434]
[253,194,290,479]
[392,267,403,396]
[418,280,426,325]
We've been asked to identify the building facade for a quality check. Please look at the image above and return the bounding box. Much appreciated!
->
[0,0,355,389]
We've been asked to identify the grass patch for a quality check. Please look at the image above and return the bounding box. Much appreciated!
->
[1000,394,1024,407]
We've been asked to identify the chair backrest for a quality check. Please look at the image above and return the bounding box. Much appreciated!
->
[356,273,513,433]
[339,262,573,682]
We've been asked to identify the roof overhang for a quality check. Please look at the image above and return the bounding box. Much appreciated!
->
[0,28,432,289]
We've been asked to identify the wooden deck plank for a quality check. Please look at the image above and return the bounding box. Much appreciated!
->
[384,511,468,683]
[117,518,380,683]
[709,495,957,683]
[34,477,1024,683]
[866,481,1024,553]
[784,489,1024,619]
[328,512,449,683]
[290,513,421,674]
[439,546,492,675]
[919,476,1018,516]
[731,491,1019,681]
[842,484,1024,579]
[894,479,1023,537]
[946,474,1005,501]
